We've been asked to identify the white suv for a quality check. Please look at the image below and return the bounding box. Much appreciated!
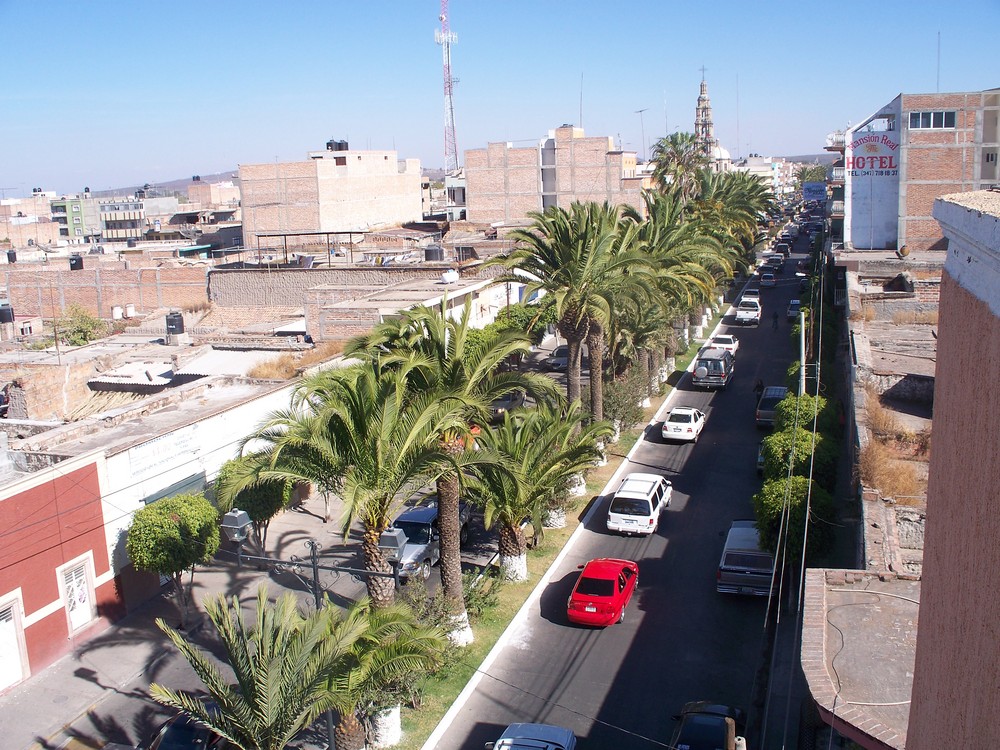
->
[606,473,672,536]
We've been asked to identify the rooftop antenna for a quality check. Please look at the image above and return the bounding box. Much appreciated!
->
[635,109,648,162]
[580,73,584,128]
[436,0,459,173]
[736,73,741,160]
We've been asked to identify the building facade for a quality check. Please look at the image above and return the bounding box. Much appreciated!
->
[239,144,423,251]
[907,190,1000,748]
[828,88,1000,253]
[50,193,101,244]
[463,125,648,225]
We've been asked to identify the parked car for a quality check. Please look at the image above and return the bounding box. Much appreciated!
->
[144,708,228,750]
[759,272,776,288]
[542,345,569,372]
[390,499,471,580]
[774,242,790,257]
[662,406,707,443]
[741,287,760,301]
[486,723,577,750]
[691,348,735,390]
[489,389,526,422]
[606,472,672,536]
[755,385,788,428]
[707,333,739,355]
[787,299,802,321]
[716,520,775,597]
[668,701,748,750]
[566,558,639,627]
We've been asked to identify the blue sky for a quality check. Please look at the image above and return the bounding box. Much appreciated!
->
[2,0,998,196]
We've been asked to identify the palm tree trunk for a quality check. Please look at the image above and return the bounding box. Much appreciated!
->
[564,334,584,406]
[361,529,396,609]
[335,709,367,750]
[586,323,605,422]
[435,470,473,645]
[638,347,651,405]
[498,523,528,582]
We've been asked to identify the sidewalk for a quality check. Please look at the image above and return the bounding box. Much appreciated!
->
[1,498,357,750]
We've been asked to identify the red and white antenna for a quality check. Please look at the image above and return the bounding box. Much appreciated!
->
[435,0,459,173]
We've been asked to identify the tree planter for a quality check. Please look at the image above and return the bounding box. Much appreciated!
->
[369,704,402,748]
[499,552,528,581]
[567,473,587,497]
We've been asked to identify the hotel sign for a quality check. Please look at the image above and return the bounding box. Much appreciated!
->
[846,132,899,178]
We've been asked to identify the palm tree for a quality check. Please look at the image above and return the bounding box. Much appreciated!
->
[346,299,561,643]
[328,600,447,750]
[496,201,648,420]
[150,586,361,750]
[218,363,465,608]
[649,131,710,199]
[689,170,776,269]
[468,402,611,580]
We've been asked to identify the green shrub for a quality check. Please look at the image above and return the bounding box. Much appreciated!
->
[602,368,646,431]
[752,476,834,562]
[761,426,838,490]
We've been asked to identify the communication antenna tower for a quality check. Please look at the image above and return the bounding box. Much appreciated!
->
[435,0,459,173]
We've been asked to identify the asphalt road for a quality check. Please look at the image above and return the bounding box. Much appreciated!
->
[427,242,809,750]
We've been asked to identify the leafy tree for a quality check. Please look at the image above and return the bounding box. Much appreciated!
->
[752,476,834,563]
[56,303,107,346]
[774,392,839,435]
[602,368,648,432]
[125,493,220,628]
[490,301,556,345]
[214,457,295,550]
[761,426,838,490]
[151,586,361,750]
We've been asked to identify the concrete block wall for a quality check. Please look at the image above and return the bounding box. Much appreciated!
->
[0,360,99,421]
[5,265,208,319]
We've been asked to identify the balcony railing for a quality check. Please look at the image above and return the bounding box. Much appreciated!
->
[829,200,845,215]
[830,167,845,182]
[825,131,846,150]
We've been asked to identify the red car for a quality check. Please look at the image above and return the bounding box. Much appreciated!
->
[566,558,639,627]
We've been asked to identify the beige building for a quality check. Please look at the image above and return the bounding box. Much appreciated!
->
[464,125,649,225]
[239,143,423,252]
[187,180,241,207]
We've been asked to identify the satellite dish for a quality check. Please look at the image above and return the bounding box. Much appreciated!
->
[695,366,708,379]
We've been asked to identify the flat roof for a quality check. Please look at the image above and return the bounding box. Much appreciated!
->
[802,569,919,750]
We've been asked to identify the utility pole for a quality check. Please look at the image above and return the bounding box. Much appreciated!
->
[635,109,648,162]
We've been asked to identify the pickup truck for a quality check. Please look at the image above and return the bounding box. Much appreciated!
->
[734,298,762,326]
[390,499,472,580]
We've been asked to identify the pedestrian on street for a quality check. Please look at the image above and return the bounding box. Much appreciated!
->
[753,379,764,403]
[772,311,779,330]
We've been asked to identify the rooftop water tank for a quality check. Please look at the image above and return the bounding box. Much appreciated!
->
[165,311,185,335]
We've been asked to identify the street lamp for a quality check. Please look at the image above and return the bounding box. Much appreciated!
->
[220,508,402,750]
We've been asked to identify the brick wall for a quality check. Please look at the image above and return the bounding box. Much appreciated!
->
[5,263,208,318]
[0,359,100,421]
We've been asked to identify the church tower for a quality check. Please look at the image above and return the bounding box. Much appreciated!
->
[694,71,717,157]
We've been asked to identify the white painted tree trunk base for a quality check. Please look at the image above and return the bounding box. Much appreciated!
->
[595,442,608,466]
[543,506,567,529]
[370,704,402,748]
[500,553,528,581]
[640,397,651,408]
[568,473,587,496]
[446,610,474,647]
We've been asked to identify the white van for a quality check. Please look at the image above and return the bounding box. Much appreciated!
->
[606,472,672,536]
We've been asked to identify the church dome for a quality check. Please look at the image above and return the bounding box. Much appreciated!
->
[712,144,731,161]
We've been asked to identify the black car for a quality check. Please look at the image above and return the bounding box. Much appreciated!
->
[669,701,747,750]
[144,709,228,750]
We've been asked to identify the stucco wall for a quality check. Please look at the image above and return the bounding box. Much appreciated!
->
[907,270,1000,746]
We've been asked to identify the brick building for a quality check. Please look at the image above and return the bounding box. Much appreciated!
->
[463,125,650,225]
[826,87,999,253]
[239,143,423,253]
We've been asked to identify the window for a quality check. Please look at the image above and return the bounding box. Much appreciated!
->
[73,217,81,224]
[987,153,997,164]
[72,205,80,212]
[909,110,957,129]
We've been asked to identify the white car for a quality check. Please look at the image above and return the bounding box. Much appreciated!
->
[742,288,760,301]
[661,406,707,443]
[708,334,739,355]
[760,273,776,288]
